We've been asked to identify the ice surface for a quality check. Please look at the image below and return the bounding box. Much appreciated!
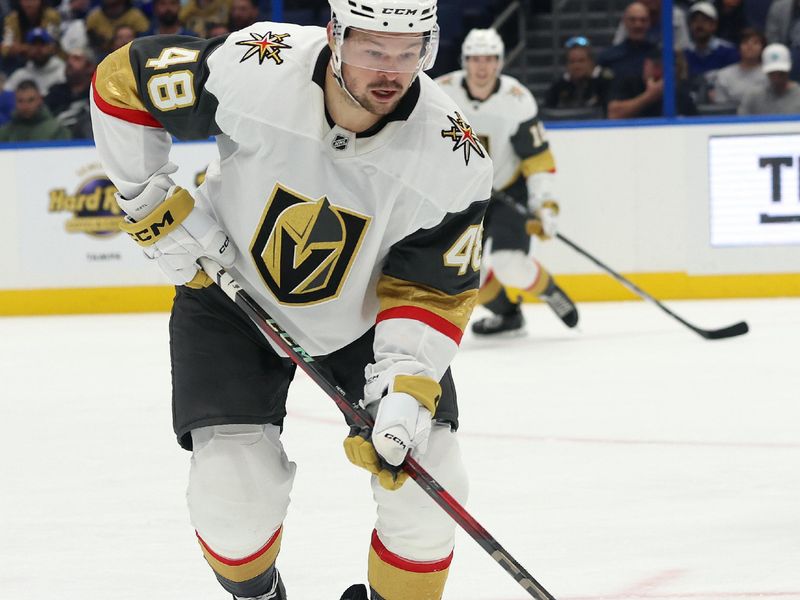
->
[1,298,798,600]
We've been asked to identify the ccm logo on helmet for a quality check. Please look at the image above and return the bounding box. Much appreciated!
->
[382,8,417,14]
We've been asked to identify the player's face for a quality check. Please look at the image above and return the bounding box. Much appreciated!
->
[340,30,425,116]
[465,55,500,86]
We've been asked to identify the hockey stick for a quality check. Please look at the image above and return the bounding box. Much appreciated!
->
[491,193,749,340]
[198,257,558,600]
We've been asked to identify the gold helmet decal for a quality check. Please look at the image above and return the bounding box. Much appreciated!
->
[251,183,370,305]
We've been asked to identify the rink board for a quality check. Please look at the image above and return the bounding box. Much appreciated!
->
[0,119,799,316]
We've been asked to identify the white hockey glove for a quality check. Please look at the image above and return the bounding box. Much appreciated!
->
[526,171,560,240]
[117,175,236,287]
[343,364,441,491]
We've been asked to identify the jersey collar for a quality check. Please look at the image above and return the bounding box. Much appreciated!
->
[461,75,501,103]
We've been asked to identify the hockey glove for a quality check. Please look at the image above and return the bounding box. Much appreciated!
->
[525,201,559,240]
[118,175,235,287]
[343,426,409,491]
[343,372,441,490]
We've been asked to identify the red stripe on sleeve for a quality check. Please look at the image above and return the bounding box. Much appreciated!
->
[375,306,463,345]
[371,530,453,573]
[91,72,163,128]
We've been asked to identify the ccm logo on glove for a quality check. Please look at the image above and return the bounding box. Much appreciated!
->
[382,432,408,451]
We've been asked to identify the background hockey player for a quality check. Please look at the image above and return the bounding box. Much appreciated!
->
[437,28,579,336]
[90,1,493,599]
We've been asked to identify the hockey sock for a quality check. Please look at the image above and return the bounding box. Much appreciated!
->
[477,271,521,315]
[367,530,451,600]
[197,527,284,598]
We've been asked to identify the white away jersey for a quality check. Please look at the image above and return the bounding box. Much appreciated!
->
[435,70,555,190]
[90,23,493,380]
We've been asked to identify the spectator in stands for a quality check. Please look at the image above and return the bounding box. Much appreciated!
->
[46,45,94,139]
[0,79,71,141]
[599,2,657,85]
[145,0,196,36]
[714,0,747,44]
[59,0,90,53]
[205,21,230,38]
[545,36,612,114]
[739,43,800,113]
[764,0,800,81]
[179,0,230,39]
[228,0,259,33]
[709,28,767,104]
[110,24,137,52]
[4,28,65,95]
[608,45,697,118]
[1,0,61,72]
[684,2,739,79]
[86,0,149,57]
[612,0,690,49]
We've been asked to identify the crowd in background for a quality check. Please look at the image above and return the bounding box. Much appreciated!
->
[0,0,797,142]
[542,0,800,118]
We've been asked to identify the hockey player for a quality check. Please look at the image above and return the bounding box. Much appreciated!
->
[437,28,579,335]
[90,1,492,599]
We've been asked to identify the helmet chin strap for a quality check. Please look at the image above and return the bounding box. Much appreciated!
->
[330,59,369,111]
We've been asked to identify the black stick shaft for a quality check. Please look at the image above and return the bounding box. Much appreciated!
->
[491,193,748,340]
[198,258,557,600]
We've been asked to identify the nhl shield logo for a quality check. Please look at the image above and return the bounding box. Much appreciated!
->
[332,134,350,151]
[250,183,371,305]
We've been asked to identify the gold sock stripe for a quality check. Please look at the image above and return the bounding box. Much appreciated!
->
[119,187,194,247]
[197,528,282,583]
[476,272,503,305]
[368,531,451,600]
[505,267,552,303]
[392,375,442,415]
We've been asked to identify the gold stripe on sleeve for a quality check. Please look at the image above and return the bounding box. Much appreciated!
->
[377,275,478,332]
[94,43,149,112]
[520,149,556,178]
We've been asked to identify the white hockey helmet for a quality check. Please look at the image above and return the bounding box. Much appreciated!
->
[329,0,440,78]
[461,28,505,69]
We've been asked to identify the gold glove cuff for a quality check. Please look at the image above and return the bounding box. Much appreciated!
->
[119,186,194,247]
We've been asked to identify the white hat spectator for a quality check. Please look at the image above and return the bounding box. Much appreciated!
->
[762,43,792,74]
[689,2,718,21]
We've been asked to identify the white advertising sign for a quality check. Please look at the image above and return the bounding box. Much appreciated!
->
[709,134,800,246]
[17,141,218,288]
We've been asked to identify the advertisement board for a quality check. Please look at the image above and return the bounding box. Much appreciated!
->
[16,141,217,288]
[709,134,800,247]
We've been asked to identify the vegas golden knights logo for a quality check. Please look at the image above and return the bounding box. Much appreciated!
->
[250,183,371,305]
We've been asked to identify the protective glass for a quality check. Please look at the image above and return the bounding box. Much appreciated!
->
[340,27,439,73]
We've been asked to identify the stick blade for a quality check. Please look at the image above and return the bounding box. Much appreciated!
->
[697,321,749,340]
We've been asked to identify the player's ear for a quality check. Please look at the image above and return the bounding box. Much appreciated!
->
[326,21,335,48]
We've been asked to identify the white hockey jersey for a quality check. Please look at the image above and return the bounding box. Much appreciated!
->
[90,24,493,384]
[435,70,555,193]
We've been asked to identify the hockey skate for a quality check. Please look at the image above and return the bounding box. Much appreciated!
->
[339,584,369,600]
[539,280,579,328]
[471,305,525,336]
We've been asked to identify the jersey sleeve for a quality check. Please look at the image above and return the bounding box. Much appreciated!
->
[509,88,557,178]
[90,35,225,199]
[369,193,489,404]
